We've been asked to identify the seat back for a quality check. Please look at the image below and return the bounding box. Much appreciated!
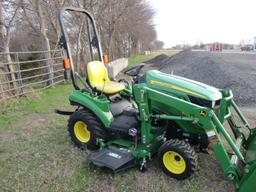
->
[87,61,110,87]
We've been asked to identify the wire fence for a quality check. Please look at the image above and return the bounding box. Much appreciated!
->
[0,49,65,102]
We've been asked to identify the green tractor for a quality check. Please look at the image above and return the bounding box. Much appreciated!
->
[57,7,256,191]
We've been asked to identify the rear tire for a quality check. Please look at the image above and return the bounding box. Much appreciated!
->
[158,139,198,180]
[68,109,107,150]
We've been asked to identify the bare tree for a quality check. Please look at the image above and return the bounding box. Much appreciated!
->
[0,1,20,93]
[20,0,54,86]
[3,0,157,81]
[154,40,164,50]
[35,0,53,86]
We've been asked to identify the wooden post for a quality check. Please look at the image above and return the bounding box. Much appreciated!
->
[15,53,24,95]
[0,65,4,99]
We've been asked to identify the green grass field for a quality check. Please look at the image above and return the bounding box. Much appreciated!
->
[128,54,155,67]
[0,52,236,192]
[128,50,180,67]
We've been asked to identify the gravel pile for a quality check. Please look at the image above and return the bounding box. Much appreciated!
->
[146,50,256,106]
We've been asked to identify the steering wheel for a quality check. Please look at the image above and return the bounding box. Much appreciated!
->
[123,64,144,77]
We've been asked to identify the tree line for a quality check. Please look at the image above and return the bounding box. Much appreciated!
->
[0,0,161,97]
[1,0,158,64]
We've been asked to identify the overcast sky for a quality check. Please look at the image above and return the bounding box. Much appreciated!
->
[149,0,256,47]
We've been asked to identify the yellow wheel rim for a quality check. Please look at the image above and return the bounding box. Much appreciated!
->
[163,151,186,174]
[74,121,90,143]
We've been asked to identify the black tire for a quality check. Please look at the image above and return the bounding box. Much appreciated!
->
[158,139,198,180]
[68,109,107,150]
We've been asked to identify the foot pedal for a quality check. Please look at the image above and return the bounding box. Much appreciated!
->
[88,148,135,171]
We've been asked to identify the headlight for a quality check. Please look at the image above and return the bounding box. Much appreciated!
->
[189,95,213,108]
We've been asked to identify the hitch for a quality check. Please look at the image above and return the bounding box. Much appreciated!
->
[54,109,74,115]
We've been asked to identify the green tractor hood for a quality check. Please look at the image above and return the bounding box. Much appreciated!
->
[146,70,222,101]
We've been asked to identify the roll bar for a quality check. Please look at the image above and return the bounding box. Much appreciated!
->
[58,7,103,90]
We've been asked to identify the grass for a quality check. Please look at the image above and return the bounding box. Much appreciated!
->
[0,52,237,192]
[128,50,180,67]
[128,54,156,67]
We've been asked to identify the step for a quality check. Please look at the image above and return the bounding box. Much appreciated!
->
[87,148,135,171]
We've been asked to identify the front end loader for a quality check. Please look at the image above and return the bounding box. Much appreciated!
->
[57,7,256,191]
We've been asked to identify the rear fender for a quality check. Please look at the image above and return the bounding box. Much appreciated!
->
[69,90,113,128]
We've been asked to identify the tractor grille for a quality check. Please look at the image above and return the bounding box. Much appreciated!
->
[189,95,221,109]
[189,95,212,108]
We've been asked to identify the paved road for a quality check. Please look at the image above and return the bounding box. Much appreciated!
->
[192,49,256,55]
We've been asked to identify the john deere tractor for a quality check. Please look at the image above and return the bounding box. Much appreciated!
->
[57,7,256,191]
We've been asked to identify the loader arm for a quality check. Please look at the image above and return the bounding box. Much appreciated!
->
[133,85,256,191]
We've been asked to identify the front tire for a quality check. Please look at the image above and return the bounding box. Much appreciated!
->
[68,109,107,150]
[158,139,198,180]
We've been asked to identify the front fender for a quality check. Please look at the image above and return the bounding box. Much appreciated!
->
[69,90,113,128]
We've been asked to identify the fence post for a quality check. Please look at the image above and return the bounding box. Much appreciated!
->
[0,65,4,99]
[45,59,54,87]
[15,53,24,95]
[44,50,54,87]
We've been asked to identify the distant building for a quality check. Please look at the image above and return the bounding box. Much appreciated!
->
[209,42,223,52]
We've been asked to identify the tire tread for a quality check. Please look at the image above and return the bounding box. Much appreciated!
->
[158,139,198,179]
[68,109,107,150]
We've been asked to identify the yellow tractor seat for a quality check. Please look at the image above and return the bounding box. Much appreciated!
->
[87,61,125,94]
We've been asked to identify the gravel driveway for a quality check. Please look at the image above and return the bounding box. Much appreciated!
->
[146,50,256,106]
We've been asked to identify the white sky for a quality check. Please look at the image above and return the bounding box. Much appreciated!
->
[149,0,256,47]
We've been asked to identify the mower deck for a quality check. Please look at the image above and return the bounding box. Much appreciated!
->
[88,148,135,171]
